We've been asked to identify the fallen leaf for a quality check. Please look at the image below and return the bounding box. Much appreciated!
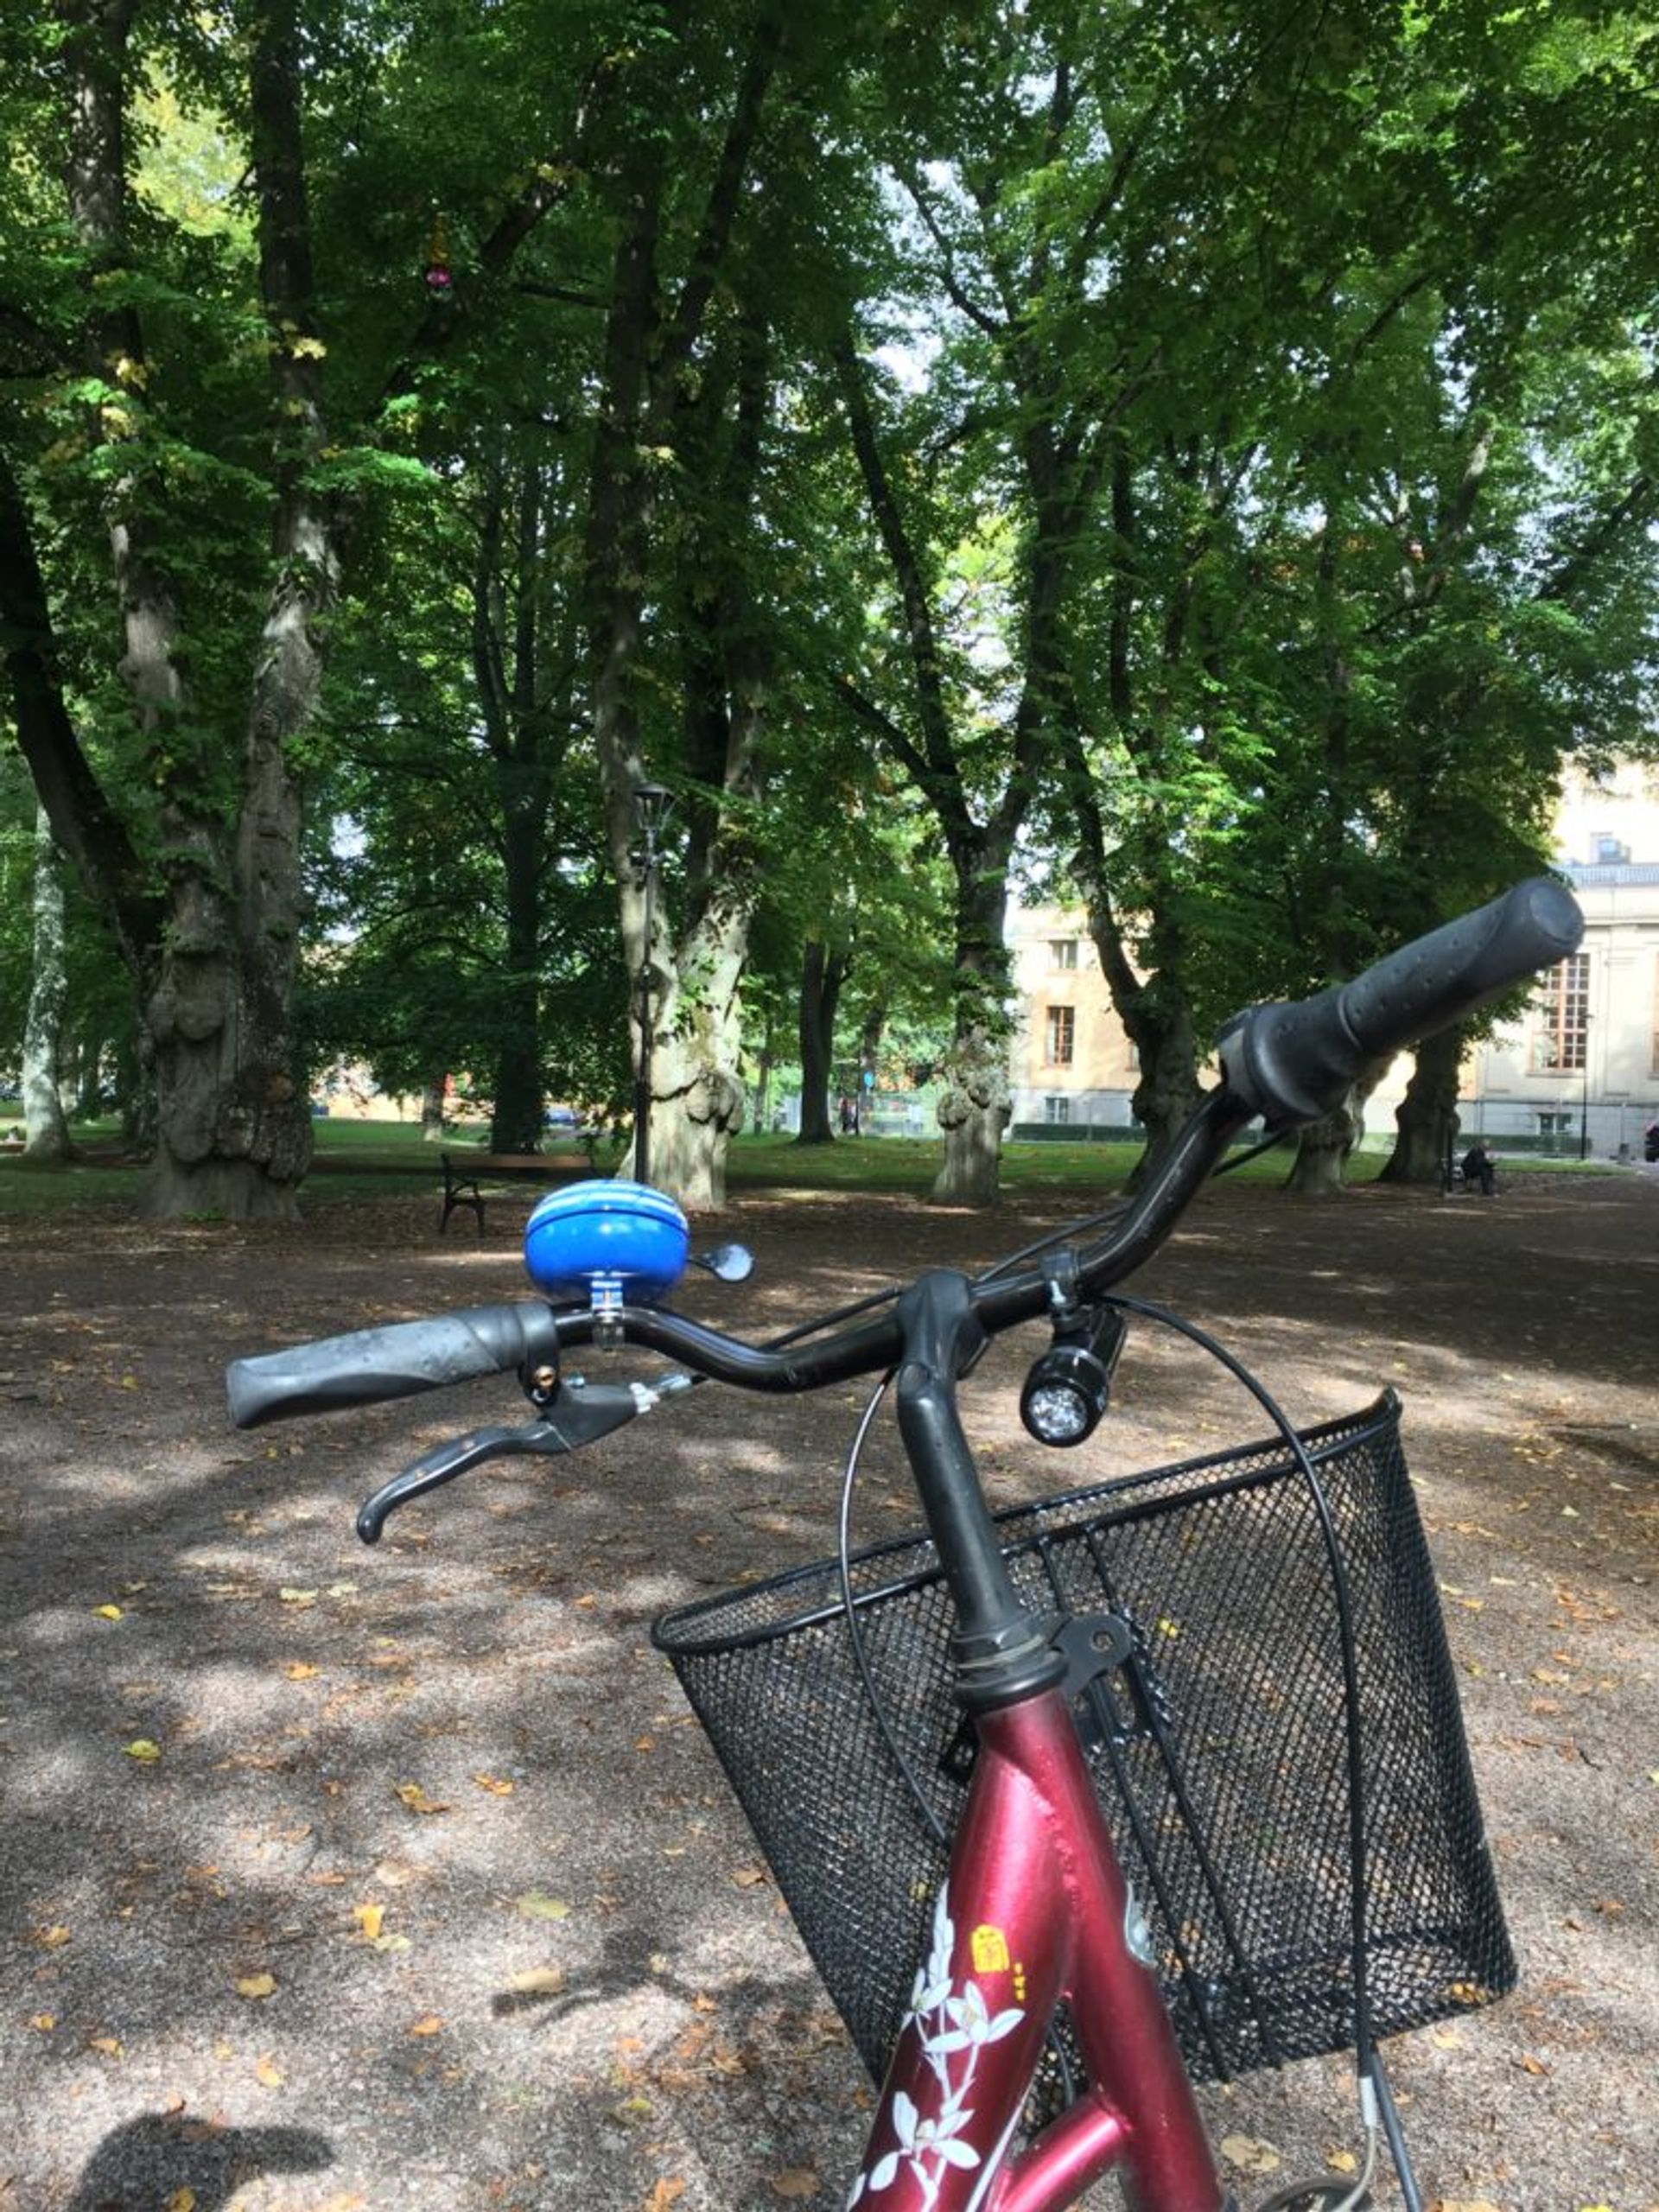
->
[1218,2136,1281,2177]
[372,1932,412,1954]
[393,1782,449,1815]
[1325,2149,1359,2175]
[516,1891,572,1921]
[92,1605,124,1621]
[408,2014,442,2037]
[124,1738,162,1763]
[236,1973,276,2000]
[505,1967,566,1995]
[283,1662,319,1681]
[86,2036,123,2057]
[29,2014,54,2032]
[37,1925,70,1950]
[278,1588,319,1606]
[731,1867,770,1889]
[771,2171,819,2199]
[254,2055,283,2089]
[472,1773,514,1796]
[164,2191,198,2212]
[353,1903,385,1942]
[645,2177,683,2210]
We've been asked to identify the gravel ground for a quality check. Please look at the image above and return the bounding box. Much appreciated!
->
[0,1166,1654,2212]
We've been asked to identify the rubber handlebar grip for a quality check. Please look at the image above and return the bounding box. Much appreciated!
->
[226,1302,561,1429]
[1219,876,1584,1127]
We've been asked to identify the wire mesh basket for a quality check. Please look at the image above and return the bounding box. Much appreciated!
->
[653,1392,1515,2094]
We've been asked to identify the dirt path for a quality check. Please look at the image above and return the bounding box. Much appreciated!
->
[1,1169,1655,2212]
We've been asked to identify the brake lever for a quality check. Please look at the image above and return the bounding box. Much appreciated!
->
[355,1376,689,1543]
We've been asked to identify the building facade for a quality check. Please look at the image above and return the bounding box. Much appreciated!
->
[1007,908,1141,1136]
[1007,760,1659,1156]
[1460,762,1659,1158]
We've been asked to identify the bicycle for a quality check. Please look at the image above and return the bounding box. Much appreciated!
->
[226,876,1582,2212]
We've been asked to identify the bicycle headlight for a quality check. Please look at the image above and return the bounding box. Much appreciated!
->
[1020,1307,1128,1448]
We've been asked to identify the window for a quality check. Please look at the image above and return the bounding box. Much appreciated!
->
[1530,953,1589,1072]
[1044,1094,1071,1125]
[1045,1005,1076,1066]
[1048,938,1079,970]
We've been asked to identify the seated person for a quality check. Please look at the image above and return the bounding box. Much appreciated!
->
[1459,1141,1497,1196]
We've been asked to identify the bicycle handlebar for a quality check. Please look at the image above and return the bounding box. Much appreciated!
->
[226,1302,563,1430]
[1219,876,1582,1127]
[226,877,1581,1433]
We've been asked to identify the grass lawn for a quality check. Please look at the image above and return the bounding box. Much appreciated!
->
[0,1110,1619,1217]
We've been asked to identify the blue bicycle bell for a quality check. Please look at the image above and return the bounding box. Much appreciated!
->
[523,1179,690,1314]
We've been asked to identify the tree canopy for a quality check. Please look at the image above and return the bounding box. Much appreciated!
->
[3,0,1655,1211]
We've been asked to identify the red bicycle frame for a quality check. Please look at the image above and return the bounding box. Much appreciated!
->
[846,1688,1230,2212]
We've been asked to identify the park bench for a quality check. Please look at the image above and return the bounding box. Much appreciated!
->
[440,1148,586,1232]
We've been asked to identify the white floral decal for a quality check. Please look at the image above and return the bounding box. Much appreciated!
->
[845,1882,1025,2209]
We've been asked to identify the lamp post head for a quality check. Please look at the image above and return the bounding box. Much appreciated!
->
[632,782,674,846]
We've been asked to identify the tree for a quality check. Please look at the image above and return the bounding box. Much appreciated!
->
[21,808,72,1161]
[1,0,625,1215]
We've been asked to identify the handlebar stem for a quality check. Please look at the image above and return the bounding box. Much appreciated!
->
[893,1271,1067,1712]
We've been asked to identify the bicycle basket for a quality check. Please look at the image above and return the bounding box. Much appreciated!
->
[652,1393,1515,2094]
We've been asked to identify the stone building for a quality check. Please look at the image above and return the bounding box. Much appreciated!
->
[1462,761,1659,1159]
[1007,760,1659,1157]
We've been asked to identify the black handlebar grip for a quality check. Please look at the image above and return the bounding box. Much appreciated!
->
[226,1302,561,1430]
[1219,876,1584,1128]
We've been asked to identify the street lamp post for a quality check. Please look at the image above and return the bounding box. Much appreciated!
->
[1580,1017,1592,1161]
[631,783,673,1187]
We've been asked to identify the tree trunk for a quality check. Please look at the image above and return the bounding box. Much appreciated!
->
[477,459,560,1157]
[490,799,546,1153]
[69,1026,103,1123]
[931,871,1013,1205]
[1283,1057,1388,1195]
[1076,869,1203,1185]
[22,808,72,1163]
[932,1024,1012,1205]
[643,896,748,1211]
[1377,1023,1466,1184]
[797,938,848,1145]
[584,41,779,1212]
[751,1035,773,1135]
[1282,1103,1356,1195]
[421,1079,447,1141]
[1124,993,1203,1181]
[117,1031,155,1154]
